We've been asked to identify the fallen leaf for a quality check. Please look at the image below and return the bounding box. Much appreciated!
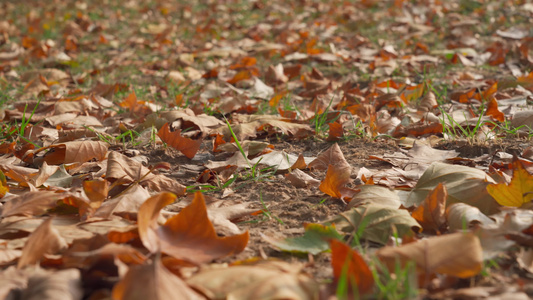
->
[263,223,343,255]
[476,209,533,259]
[308,143,350,171]
[157,123,202,159]
[407,162,500,214]
[17,218,68,268]
[325,203,421,245]
[112,257,204,300]
[0,191,61,218]
[34,140,108,165]
[346,185,401,209]
[376,232,483,279]
[285,169,320,188]
[330,239,374,295]
[187,261,319,300]
[106,151,186,196]
[446,203,494,231]
[487,160,533,207]
[138,191,249,264]
[319,164,357,200]
[411,183,447,232]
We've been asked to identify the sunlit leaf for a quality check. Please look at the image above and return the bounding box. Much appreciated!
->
[487,160,533,207]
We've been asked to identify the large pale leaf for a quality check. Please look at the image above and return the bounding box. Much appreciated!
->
[262,223,343,255]
[406,162,500,214]
[347,185,402,209]
[446,203,494,231]
[324,203,420,245]
[377,232,483,279]
[187,261,319,300]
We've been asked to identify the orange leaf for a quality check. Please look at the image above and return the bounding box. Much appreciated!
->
[319,164,357,200]
[159,192,249,264]
[138,192,177,253]
[411,183,447,232]
[227,70,252,84]
[138,191,249,264]
[326,121,344,142]
[485,97,505,122]
[330,239,374,295]
[157,123,202,159]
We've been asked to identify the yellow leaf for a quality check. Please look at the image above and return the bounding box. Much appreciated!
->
[487,161,533,207]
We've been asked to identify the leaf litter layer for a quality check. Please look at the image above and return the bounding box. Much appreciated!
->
[1,0,533,299]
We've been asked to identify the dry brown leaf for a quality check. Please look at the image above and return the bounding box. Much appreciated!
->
[308,143,351,171]
[157,123,202,159]
[138,191,249,264]
[35,140,108,165]
[112,257,203,300]
[17,218,68,268]
[94,184,151,219]
[446,203,494,231]
[187,261,319,300]
[377,232,483,279]
[106,151,186,196]
[0,191,61,218]
[21,268,83,300]
[285,169,320,188]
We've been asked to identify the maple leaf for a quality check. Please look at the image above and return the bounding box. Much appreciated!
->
[157,123,202,159]
[138,191,249,264]
[487,160,533,207]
